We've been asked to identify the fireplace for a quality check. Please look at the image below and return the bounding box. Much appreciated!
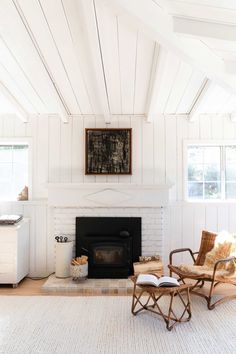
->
[76,217,141,278]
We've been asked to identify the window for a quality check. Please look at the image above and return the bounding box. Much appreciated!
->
[0,143,29,201]
[186,142,236,201]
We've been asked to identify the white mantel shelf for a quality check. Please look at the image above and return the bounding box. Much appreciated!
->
[47,183,171,208]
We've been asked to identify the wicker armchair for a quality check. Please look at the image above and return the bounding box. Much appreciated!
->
[168,230,236,310]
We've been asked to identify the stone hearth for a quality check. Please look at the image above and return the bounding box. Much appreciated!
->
[42,275,133,295]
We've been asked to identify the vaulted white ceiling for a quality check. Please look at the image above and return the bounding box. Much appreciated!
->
[0,0,236,122]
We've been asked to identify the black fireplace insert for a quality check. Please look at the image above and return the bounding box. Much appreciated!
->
[76,217,141,278]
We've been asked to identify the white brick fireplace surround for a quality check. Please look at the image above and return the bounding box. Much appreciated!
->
[48,183,171,270]
[53,206,163,257]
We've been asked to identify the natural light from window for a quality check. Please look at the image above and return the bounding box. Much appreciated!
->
[187,144,236,201]
[0,144,28,201]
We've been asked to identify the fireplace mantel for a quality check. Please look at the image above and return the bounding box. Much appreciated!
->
[47,183,171,208]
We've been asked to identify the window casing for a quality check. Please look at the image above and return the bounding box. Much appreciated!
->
[185,141,236,201]
[0,141,30,201]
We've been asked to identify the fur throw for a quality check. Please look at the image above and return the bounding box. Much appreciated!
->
[180,231,236,278]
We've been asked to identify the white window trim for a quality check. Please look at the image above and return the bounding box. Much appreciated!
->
[0,137,32,201]
[183,139,236,203]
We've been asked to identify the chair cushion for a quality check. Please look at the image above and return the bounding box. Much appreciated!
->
[203,231,236,275]
[179,264,235,278]
[194,230,217,266]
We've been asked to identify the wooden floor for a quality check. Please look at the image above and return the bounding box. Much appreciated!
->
[0,277,235,297]
[0,278,47,296]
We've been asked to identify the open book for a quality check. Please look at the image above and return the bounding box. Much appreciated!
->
[136,274,180,287]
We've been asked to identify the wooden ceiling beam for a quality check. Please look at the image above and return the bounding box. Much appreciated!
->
[0,81,28,122]
[76,0,111,123]
[145,44,168,121]
[188,79,211,121]
[109,0,236,98]
[173,16,236,42]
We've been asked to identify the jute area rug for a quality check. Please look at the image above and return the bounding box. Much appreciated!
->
[0,296,235,354]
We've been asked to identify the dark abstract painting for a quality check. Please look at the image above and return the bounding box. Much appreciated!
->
[85,128,132,175]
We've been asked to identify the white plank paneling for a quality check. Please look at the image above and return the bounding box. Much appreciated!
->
[34,116,48,198]
[205,205,218,232]
[62,0,99,114]
[39,0,93,114]
[176,72,206,114]
[176,116,188,200]
[60,118,72,182]
[164,61,192,114]
[154,114,166,184]
[14,115,26,136]
[84,116,96,183]
[182,204,194,262]
[18,0,80,114]
[155,53,181,113]
[48,116,61,183]
[131,116,142,184]
[217,205,229,232]
[187,118,200,139]
[118,17,137,114]
[71,116,84,183]
[165,115,177,199]
[0,0,64,113]
[0,38,45,113]
[1,113,236,275]
[199,114,212,139]
[229,205,236,232]
[142,120,154,184]
[223,116,236,139]
[211,115,224,139]
[76,0,110,118]
[96,5,122,114]
[134,33,155,114]
[193,205,206,251]
[169,205,183,263]
[2,115,15,136]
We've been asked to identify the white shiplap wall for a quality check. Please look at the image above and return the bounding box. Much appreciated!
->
[1,113,236,275]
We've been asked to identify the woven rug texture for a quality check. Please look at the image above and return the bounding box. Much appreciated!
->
[0,296,235,354]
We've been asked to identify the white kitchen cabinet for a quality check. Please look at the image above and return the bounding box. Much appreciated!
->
[0,219,30,287]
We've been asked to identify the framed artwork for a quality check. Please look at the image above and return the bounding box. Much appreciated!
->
[85,128,132,175]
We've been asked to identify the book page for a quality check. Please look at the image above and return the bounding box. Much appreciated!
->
[158,276,179,287]
[136,274,159,286]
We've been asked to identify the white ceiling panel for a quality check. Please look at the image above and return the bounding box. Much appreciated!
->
[95,2,122,114]
[39,0,94,114]
[0,0,234,120]
[17,0,81,114]
[133,32,155,114]
[0,0,65,114]
[176,71,206,114]
[62,0,101,115]
[117,16,138,114]
[164,61,193,114]
[152,51,181,113]
[0,37,45,113]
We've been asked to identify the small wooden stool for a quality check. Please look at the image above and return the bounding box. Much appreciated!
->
[131,276,192,331]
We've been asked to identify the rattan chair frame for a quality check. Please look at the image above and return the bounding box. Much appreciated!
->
[169,248,236,310]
